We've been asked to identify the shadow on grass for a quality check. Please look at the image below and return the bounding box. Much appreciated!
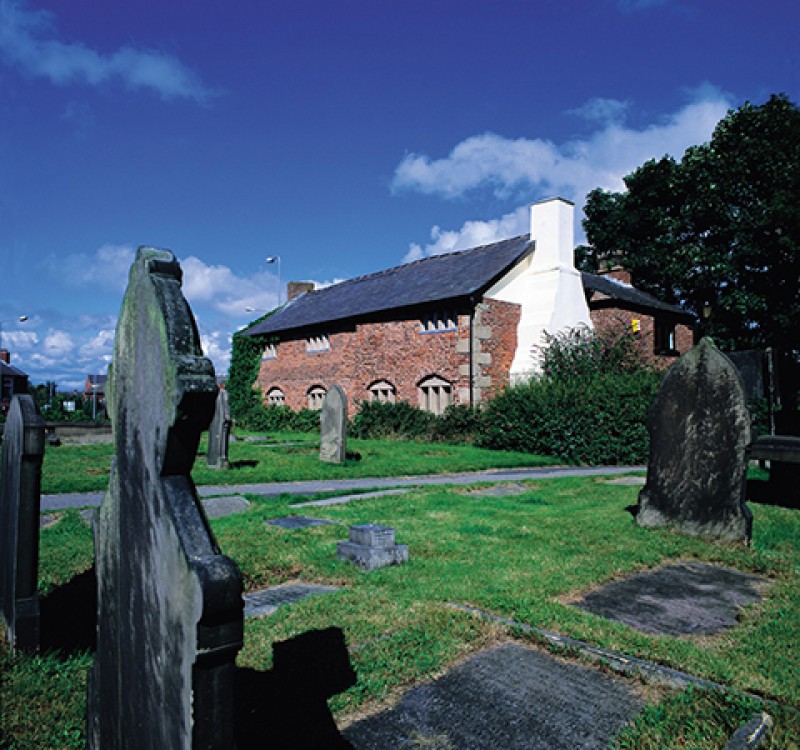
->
[235,627,356,750]
[40,565,97,655]
[229,459,260,469]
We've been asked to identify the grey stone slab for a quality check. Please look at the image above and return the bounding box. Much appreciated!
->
[637,338,753,543]
[573,562,768,636]
[206,388,232,469]
[0,394,45,654]
[202,494,250,519]
[87,248,243,749]
[349,524,396,549]
[266,515,334,529]
[602,476,646,486]
[343,642,643,750]
[466,482,532,497]
[40,513,61,529]
[244,583,339,618]
[79,509,97,528]
[290,488,411,508]
[337,541,409,571]
[320,385,348,464]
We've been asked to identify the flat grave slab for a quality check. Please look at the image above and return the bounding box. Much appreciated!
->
[244,583,339,618]
[290,488,411,508]
[571,562,769,636]
[601,476,646,486]
[342,642,643,749]
[266,515,335,529]
[465,482,532,497]
[202,495,250,519]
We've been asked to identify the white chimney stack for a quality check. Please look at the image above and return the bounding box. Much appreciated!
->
[485,197,593,382]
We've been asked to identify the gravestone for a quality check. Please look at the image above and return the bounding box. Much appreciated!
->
[320,384,347,464]
[0,394,45,653]
[87,247,244,749]
[337,523,409,571]
[636,338,753,543]
[207,387,232,469]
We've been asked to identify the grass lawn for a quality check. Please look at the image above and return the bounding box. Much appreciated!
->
[39,430,561,494]
[2,469,799,748]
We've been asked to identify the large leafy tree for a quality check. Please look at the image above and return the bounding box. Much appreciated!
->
[582,94,800,356]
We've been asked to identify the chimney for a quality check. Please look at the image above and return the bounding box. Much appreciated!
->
[0,349,9,364]
[530,197,576,272]
[287,281,315,302]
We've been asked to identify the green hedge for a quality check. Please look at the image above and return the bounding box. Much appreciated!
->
[479,326,664,465]
[350,401,481,443]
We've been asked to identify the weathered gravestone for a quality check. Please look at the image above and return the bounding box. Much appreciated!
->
[320,384,347,464]
[207,387,232,469]
[337,523,409,571]
[87,247,244,749]
[636,338,753,543]
[0,394,45,653]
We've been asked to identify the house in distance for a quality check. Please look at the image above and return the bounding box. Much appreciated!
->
[242,198,694,417]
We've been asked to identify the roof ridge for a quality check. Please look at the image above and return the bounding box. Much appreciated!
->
[304,233,530,295]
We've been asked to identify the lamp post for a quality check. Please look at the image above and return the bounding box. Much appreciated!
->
[0,315,28,351]
[265,256,281,305]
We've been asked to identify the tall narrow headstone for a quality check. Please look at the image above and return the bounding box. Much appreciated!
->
[319,385,347,464]
[637,338,753,543]
[88,247,244,749]
[207,388,232,469]
[0,394,45,653]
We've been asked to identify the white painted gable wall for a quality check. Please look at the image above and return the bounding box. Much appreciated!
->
[485,197,593,382]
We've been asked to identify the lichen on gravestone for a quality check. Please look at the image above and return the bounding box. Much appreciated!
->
[87,247,244,749]
[636,337,753,543]
[319,384,347,464]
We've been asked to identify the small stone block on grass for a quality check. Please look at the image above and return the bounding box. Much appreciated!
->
[337,524,409,571]
[244,583,339,618]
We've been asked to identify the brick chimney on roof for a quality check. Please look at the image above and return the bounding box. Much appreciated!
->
[0,349,9,364]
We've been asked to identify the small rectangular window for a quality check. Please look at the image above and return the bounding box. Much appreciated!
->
[306,334,330,352]
[654,320,677,354]
[262,344,278,360]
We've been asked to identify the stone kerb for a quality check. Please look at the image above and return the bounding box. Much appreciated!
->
[320,384,347,464]
[637,337,753,543]
[0,394,45,654]
[87,247,244,749]
[207,387,232,469]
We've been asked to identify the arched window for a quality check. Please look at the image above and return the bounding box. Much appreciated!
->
[417,375,452,415]
[307,385,327,410]
[368,379,396,404]
[266,387,285,405]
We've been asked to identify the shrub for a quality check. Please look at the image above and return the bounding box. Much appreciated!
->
[350,400,436,440]
[480,326,663,464]
[244,404,320,433]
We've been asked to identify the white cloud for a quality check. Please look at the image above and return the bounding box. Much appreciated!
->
[404,206,529,261]
[395,87,732,259]
[392,86,731,205]
[78,329,115,364]
[42,328,74,358]
[0,0,216,103]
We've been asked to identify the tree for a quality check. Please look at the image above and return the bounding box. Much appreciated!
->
[582,94,800,357]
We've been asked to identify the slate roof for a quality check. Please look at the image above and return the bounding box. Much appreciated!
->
[582,272,695,322]
[244,235,534,337]
[0,360,27,379]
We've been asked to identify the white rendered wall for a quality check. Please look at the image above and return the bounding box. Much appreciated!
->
[486,198,592,382]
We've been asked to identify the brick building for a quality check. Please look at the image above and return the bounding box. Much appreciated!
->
[243,198,694,416]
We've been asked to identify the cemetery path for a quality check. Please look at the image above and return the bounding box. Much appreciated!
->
[41,465,643,511]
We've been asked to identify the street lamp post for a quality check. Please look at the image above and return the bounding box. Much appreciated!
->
[265,256,282,305]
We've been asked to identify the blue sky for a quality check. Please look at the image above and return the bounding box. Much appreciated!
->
[1,0,797,390]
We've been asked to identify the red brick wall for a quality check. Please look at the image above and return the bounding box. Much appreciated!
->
[589,308,694,369]
[254,298,522,416]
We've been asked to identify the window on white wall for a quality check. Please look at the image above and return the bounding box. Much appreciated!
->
[267,387,285,405]
[418,375,452,415]
[369,380,396,403]
[307,385,327,410]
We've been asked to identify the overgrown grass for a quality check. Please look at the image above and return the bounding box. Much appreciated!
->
[40,431,560,495]
[3,475,798,747]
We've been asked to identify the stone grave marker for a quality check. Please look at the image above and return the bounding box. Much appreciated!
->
[636,338,753,543]
[0,394,45,653]
[207,387,232,469]
[267,515,335,529]
[87,247,244,749]
[320,384,347,464]
[337,523,409,571]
